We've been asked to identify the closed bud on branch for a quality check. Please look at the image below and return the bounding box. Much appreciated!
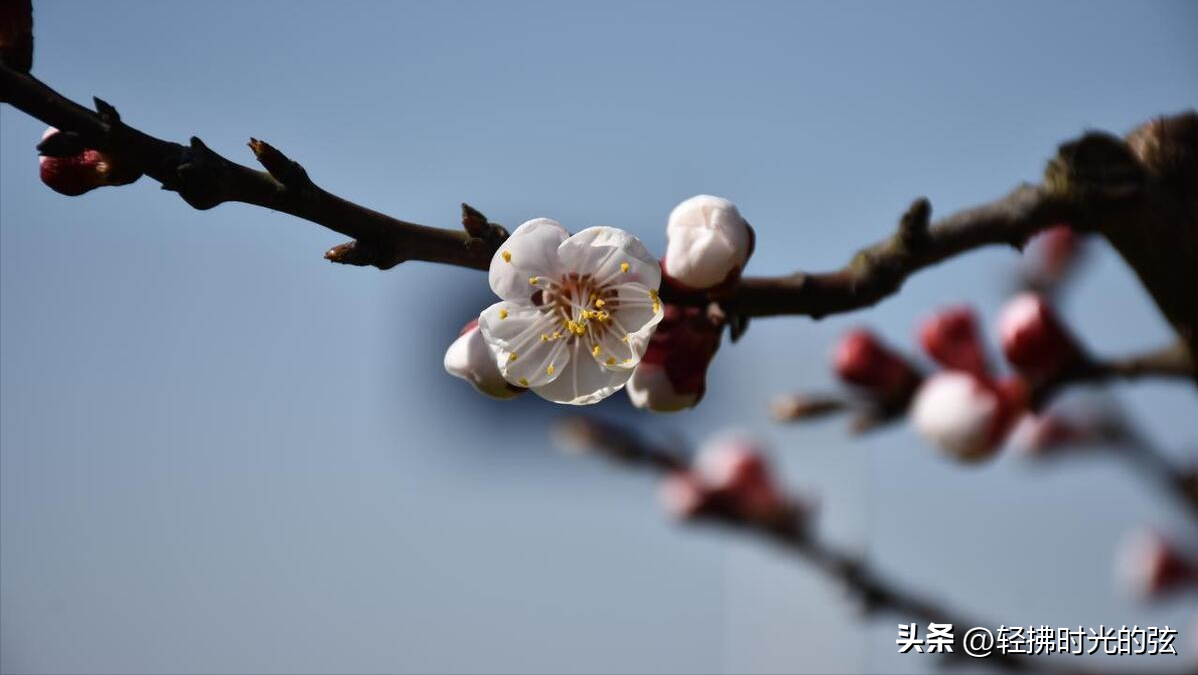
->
[658,471,708,519]
[37,127,139,196]
[833,329,921,403]
[444,319,525,399]
[1021,225,1082,288]
[1116,530,1198,600]
[911,371,1025,462]
[627,305,722,412]
[38,128,110,196]
[693,434,789,522]
[662,195,753,292]
[998,292,1081,380]
[918,306,990,378]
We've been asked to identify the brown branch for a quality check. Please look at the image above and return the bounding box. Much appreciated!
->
[1,64,1079,318]
[557,416,1057,674]
[3,63,1196,370]
[727,188,1078,319]
[1028,340,1196,408]
[773,342,1195,432]
[0,64,491,271]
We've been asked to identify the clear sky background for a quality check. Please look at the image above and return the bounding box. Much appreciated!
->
[2,2,1197,673]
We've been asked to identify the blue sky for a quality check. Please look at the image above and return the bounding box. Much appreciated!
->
[2,2,1197,673]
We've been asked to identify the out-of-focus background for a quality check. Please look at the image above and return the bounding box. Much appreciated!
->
[2,2,1196,673]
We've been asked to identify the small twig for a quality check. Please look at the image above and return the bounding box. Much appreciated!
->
[1028,341,1196,409]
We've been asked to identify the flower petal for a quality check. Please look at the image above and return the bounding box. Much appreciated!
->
[557,226,661,290]
[489,218,569,301]
[531,338,630,405]
[591,281,664,371]
[478,301,572,388]
[443,322,522,399]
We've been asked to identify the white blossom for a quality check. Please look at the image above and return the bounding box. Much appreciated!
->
[664,195,752,289]
[478,219,664,405]
[443,320,523,399]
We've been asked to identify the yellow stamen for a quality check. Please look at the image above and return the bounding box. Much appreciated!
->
[529,276,539,286]
[606,357,616,365]
[620,262,630,273]
[594,299,605,308]
[501,251,512,263]
[592,344,602,357]
[508,352,518,362]
[546,364,555,376]
[540,333,549,342]
[518,377,529,387]
[498,309,509,320]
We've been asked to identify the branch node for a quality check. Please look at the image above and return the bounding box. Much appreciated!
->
[170,136,230,210]
[325,240,402,270]
[248,137,312,190]
[460,202,509,253]
[897,197,931,248]
[92,96,120,125]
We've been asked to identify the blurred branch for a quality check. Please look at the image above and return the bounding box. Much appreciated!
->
[558,416,1051,674]
[772,342,1195,433]
[1029,340,1196,408]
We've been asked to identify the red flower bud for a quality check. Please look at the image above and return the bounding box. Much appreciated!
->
[918,306,990,378]
[833,329,921,402]
[694,434,788,522]
[998,293,1081,380]
[38,128,112,196]
[1022,225,1081,287]
[37,127,140,196]
[1117,530,1198,600]
[658,471,709,520]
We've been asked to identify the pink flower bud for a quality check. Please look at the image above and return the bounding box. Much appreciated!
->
[38,127,112,196]
[1022,225,1081,287]
[918,306,990,377]
[833,329,920,401]
[910,371,1024,462]
[663,195,753,291]
[658,471,709,519]
[1116,530,1198,600]
[998,292,1081,380]
[627,304,721,412]
[444,319,525,399]
[694,434,787,521]
[1009,397,1128,457]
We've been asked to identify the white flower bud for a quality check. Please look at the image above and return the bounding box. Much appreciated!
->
[911,371,1014,462]
[664,195,752,290]
[444,320,523,399]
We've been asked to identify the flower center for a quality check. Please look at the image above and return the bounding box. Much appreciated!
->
[534,272,621,344]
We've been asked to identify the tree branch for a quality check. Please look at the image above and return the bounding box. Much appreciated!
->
[1028,340,1196,408]
[557,416,1050,673]
[3,63,1195,371]
[773,342,1196,431]
[0,64,491,270]
[1,64,1077,318]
